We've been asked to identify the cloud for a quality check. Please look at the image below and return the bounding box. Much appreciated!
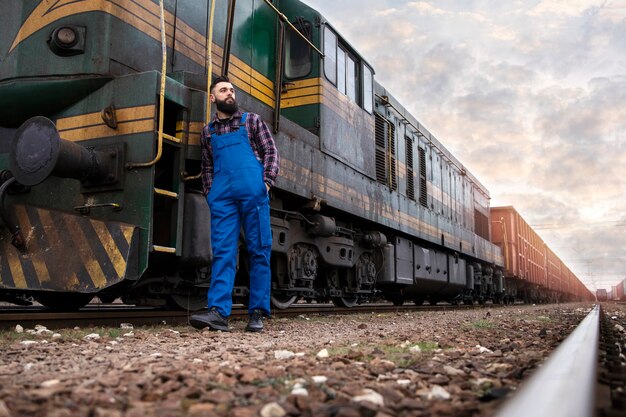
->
[301,0,626,290]
[407,2,446,15]
[528,0,606,17]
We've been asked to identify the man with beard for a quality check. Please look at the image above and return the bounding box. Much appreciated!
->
[190,76,279,332]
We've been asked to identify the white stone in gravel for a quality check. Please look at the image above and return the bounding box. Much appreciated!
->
[193,358,203,363]
[123,331,134,337]
[274,350,295,360]
[352,389,384,407]
[15,324,23,333]
[409,345,421,353]
[35,324,49,332]
[312,375,327,384]
[615,324,624,333]
[52,333,61,338]
[291,387,309,396]
[443,365,465,376]
[83,333,101,341]
[260,402,286,417]
[396,379,411,386]
[427,385,451,400]
[40,379,60,388]
[472,378,496,389]
[20,340,38,346]
[0,399,11,417]
[120,323,133,329]
[295,352,305,357]
[476,345,493,353]
[316,348,329,358]
[23,363,34,371]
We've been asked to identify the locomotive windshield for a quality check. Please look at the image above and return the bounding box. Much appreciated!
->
[285,19,312,79]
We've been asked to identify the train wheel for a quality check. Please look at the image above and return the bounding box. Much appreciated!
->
[390,296,405,306]
[413,298,425,306]
[167,294,207,311]
[271,294,297,309]
[35,292,93,311]
[332,297,358,308]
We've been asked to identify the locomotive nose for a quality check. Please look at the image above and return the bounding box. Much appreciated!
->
[9,116,115,186]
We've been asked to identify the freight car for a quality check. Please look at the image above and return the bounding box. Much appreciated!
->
[490,206,593,303]
[0,0,504,310]
[611,279,626,301]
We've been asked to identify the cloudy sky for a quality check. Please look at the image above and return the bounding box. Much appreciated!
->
[304,0,626,292]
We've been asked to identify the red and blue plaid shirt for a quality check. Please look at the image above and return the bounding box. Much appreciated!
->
[200,110,280,196]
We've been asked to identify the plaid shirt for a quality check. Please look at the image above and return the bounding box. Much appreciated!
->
[200,110,280,196]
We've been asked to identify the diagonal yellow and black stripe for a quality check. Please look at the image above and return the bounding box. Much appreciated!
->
[0,205,138,292]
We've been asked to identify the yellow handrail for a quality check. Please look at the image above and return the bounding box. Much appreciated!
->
[182,0,216,182]
[126,0,167,169]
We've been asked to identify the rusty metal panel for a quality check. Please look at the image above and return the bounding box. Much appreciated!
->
[319,102,376,179]
[394,236,414,285]
[414,244,433,281]
[449,256,467,287]
[273,131,314,199]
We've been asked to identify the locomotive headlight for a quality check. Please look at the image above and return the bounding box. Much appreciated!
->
[55,27,77,47]
[49,25,85,55]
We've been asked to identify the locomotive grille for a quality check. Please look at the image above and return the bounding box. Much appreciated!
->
[474,209,490,240]
[375,113,387,184]
[375,113,397,190]
[406,136,415,200]
[389,123,397,191]
[419,147,427,207]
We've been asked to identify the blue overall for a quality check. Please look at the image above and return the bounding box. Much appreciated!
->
[206,113,272,317]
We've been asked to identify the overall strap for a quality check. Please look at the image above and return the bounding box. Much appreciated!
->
[238,112,248,131]
[208,112,248,135]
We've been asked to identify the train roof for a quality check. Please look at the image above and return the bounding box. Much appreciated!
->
[374,81,491,197]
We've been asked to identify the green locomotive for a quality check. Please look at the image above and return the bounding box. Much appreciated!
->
[0,0,505,310]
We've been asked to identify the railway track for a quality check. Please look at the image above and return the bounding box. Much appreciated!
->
[0,302,470,330]
[493,304,625,417]
[2,302,622,416]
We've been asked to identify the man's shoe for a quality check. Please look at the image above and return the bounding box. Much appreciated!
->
[245,309,264,332]
[189,307,229,331]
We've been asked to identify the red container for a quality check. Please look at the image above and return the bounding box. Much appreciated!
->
[490,206,591,301]
[616,279,626,301]
[490,206,547,287]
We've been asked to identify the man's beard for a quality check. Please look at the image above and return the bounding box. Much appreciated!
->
[215,97,238,115]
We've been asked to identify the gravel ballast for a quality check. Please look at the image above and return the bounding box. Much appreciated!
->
[0,303,599,417]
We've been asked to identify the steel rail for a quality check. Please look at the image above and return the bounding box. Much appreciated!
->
[0,303,473,330]
[493,304,599,417]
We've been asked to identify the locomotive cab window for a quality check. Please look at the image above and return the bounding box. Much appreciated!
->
[362,65,373,113]
[323,27,337,85]
[323,26,372,112]
[285,19,312,79]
